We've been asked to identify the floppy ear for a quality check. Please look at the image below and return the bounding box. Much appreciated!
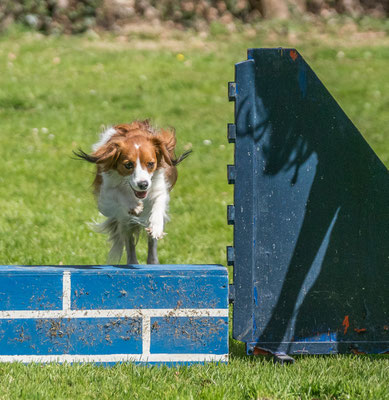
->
[152,137,173,166]
[159,128,176,153]
[73,142,121,170]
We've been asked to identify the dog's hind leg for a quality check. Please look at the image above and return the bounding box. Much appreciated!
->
[124,225,140,265]
[97,218,123,264]
[147,236,159,264]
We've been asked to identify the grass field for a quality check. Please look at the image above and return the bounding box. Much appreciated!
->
[0,20,388,399]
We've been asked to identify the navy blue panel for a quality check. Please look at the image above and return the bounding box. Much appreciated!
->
[150,317,228,354]
[0,275,62,310]
[0,318,142,355]
[231,48,389,354]
[71,268,228,310]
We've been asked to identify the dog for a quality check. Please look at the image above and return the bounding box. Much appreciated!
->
[74,120,191,264]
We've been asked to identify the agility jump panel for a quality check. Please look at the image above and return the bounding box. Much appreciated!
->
[0,265,228,364]
[228,48,389,355]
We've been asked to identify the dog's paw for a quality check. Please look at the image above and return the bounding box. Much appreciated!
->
[145,223,166,240]
[129,201,144,216]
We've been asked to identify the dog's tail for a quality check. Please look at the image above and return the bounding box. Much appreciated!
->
[172,150,192,166]
[90,217,124,264]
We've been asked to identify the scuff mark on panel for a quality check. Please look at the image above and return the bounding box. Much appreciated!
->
[342,315,350,334]
[289,50,298,61]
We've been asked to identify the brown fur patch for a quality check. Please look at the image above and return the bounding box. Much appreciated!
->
[93,171,103,196]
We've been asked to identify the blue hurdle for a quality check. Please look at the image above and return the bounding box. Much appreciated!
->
[0,265,228,364]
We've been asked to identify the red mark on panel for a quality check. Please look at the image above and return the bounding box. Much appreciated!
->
[351,348,366,355]
[290,50,298,61]
[354,328,367,334]
[253,346,272,356]
[342,315,350,334]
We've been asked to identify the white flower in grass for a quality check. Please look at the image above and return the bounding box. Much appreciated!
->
[48,134,55,140]
[41,127,48,134]
[203,139,212,146]
[336,51,345,60]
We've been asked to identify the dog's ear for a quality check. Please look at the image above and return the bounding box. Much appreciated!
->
[152,137,173,166]
[73,142,121,170]
[94,142,122,170]
[159,128,176,153]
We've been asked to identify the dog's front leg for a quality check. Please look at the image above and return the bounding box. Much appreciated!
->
[146,194,168,241]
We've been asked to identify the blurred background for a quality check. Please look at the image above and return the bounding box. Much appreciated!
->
[1,0,389,34]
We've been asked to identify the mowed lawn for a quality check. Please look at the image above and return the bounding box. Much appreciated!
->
[0,23,388,399]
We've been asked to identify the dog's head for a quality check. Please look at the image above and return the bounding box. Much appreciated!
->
[74,123,174,199]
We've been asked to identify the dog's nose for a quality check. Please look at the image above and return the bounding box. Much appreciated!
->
[138,181,149,190]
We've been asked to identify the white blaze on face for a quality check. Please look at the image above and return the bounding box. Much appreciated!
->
[129,157,153,191]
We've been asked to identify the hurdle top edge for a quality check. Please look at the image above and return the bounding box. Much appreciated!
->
[0,264,227,274]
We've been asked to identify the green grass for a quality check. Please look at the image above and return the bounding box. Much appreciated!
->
[0,22,388,399]
[0,355,387,399]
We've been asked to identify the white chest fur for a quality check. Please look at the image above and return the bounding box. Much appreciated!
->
[97,169,169,236]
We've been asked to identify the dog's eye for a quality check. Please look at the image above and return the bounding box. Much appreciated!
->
[124,161,134,169]
[147,162,155,169]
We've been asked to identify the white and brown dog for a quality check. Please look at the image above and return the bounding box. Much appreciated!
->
[74,120,191,264]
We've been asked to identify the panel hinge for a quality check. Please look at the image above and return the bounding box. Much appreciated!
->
[227,165,236,184]
[227,123,236,143]
[227,205,235,225]
[228,82,236,101]
[226,246,235,266]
